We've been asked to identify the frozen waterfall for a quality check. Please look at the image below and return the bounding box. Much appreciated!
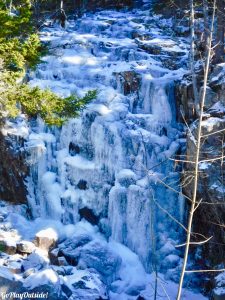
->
[26,9,188,272]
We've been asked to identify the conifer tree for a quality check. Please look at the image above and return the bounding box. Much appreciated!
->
[0,0,96,126]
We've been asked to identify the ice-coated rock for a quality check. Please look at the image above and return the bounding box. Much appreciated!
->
[161,254,181,269]
[78,241,122,283]
[62,269,108,300]
[58,234,93,266]
[59,235,121,283]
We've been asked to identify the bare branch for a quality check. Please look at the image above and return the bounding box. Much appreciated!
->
[175,235,213,248]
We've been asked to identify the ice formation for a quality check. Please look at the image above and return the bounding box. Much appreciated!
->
[25,9,188,273]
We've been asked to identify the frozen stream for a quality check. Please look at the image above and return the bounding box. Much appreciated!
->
[26,9,188,277]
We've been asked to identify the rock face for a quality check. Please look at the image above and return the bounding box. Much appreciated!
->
[0,122,28,204]
[181,64,225,266]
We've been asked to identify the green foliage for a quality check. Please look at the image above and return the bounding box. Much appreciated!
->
[0,0,45,74]
[0,0,96,126]
[0,0,32,39]
[1,84,97,126]
[0,243,5,253]
[22,33,47,69]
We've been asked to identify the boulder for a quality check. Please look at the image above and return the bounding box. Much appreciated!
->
[63,269,108,300]
[17,241,36,254]
[30,284,67,300]
[34,228,58,251]
[58,234,92,266]
[79,241,122,284]
[23,268,36,279]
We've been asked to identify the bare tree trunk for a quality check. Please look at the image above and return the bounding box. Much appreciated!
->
[60,0,64,10]
[214,0,225,63]
[176,1,216,299]
[59,0,66,28]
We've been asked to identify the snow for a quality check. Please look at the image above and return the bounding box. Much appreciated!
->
[199,162,210,170]
[35,228,58,241]
[1,115,29,138]
[23,268,59,289]
[0,266,15,281]
[109,241,147,290]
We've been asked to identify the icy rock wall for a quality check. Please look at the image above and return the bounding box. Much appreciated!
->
[26,10,187,270]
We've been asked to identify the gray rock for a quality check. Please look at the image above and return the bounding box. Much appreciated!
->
[29,284,67,300]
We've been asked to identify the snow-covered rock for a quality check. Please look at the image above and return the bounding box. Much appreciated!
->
[22,251,48,271]
[17,241,36,254]
[35,228,58,251]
